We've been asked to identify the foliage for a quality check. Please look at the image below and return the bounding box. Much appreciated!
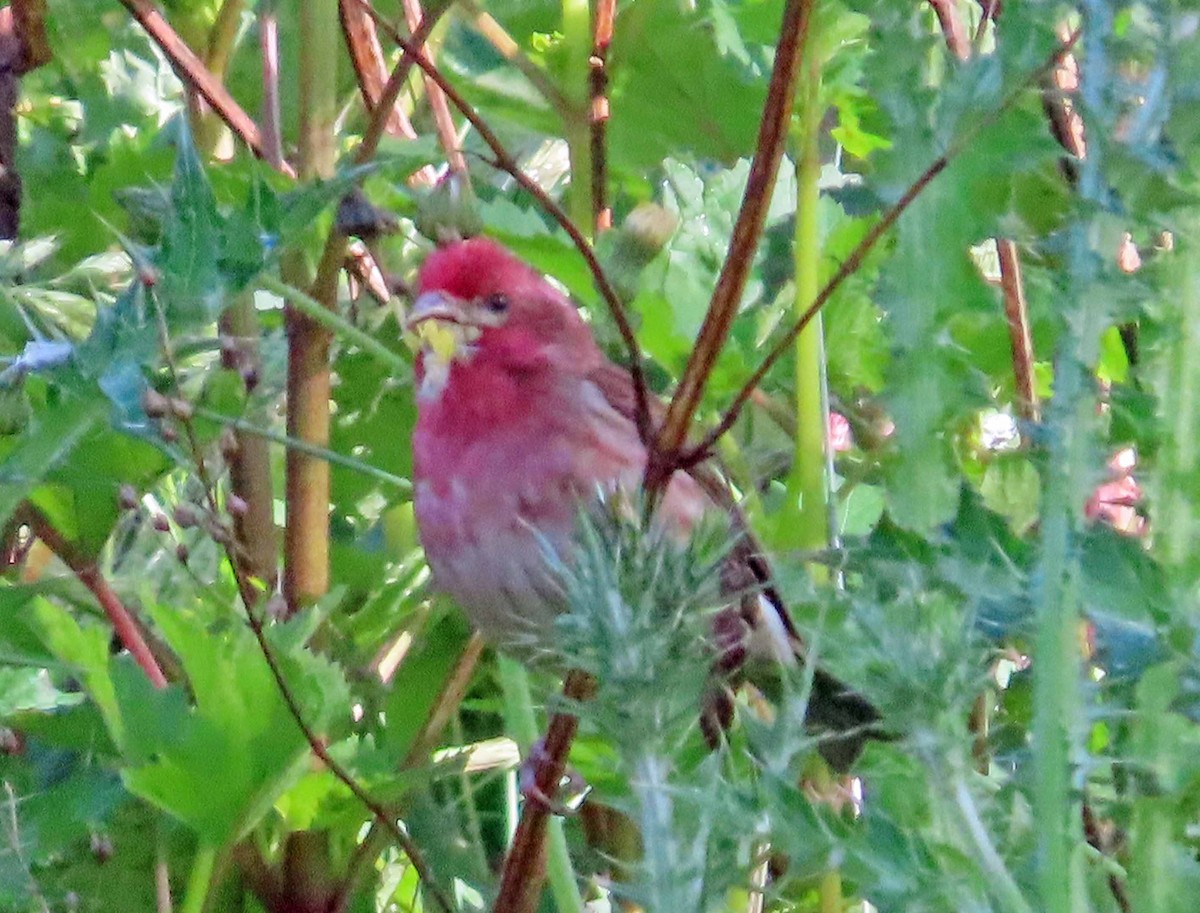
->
[1,1,1199,912]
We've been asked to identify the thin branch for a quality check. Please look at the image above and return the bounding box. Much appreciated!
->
[332,632,487,913]
[493,671,595,913]
[23,508,170,689]
[400,0,466,173]
[928,0,970,61]
[1043,21,1086,161]
[682,28,1083,467]
[650,0,813,485]
[339,0,422,142]
[589,0,615,232]
[354,7,445,165]
[356,0,650,438]
[258,0,284,169]
[457,0,571,117]
[997,239,1040,423]
[118,0,295,177]
[146,287,455,913]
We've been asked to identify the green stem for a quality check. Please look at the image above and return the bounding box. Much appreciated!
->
[561,0,593,234]
[1154,225,1200,572]
[496,657,585,913]
[181,843,217,913]
[782,43,830,568]
[193,406,411,491]
[259,273,410,374]
[298,0,339,179]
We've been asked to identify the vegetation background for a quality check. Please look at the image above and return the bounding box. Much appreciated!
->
[0,1,1196,912]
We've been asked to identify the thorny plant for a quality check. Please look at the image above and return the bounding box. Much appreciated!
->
[1,3,1199,913]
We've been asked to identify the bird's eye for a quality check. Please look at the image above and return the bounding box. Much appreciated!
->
[483,293,509,314]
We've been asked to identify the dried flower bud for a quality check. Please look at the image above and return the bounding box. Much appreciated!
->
[142,389,169,418]
[242,365,260,392]
[209,521,232,545]
[175,543,189,564]
[219,335,240,370]
[118,484,139,511]
[170,398,194,421]
[227,494,249,517]
[160,423,178,443]
[173,504,200,528]
[152,513,171,533]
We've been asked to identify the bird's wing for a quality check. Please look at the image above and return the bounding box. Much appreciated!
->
[584,359,801,642]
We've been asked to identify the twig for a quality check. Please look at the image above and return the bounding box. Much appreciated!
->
[401,0,467,174]
[258,0,284,169]
[973,0,1000,46]
[589,0,615,233]
[1043,22,1086,162]
[22,507,170,689]
[339,0,421,142]
[997,239,1040,422]
[493,670,595,913]
[145,287,455,913]
[356,0,650,439]
[457,0,571,117]
[681,28,1083,468]
[118,0,295,177]
[928,0,970,61]
[194,406,411,491]
[331,633,487,913]
[650,0,813,487]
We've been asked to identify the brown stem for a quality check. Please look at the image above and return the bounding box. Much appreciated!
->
[974,0,1000,45]
[282,0,341,616]
[10,0,51,72]
[275,7,445,615]
[219,296,278,591]
[118,0,295,177]
[589,0,615,233]
[23,509,169,689]
[996,239,1040,423]
[400,0,466,173]
[1043,21,1086,161]
[650,0,813,486]
[493,671,595,913]
[338,0,421,142]
[928,0,970,61]
[355,0,651,438]
[258,0,284,169]
[682,29,1082,468]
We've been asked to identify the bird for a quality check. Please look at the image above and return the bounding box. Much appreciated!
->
[407,236,877,767]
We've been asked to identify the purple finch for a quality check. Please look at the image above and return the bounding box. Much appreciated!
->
[408,237,876,764]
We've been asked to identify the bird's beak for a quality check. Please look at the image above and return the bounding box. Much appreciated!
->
[405,291,480,363]
[406,290,465,330]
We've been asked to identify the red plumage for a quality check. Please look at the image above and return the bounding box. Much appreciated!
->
[409,238,877,763]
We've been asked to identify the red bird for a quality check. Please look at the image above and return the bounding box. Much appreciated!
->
[408,237,875,763]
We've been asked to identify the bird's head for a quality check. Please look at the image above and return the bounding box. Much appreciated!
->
[408,238,597,398]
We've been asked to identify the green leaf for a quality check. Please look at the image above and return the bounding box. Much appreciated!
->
[0,391,106,531]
